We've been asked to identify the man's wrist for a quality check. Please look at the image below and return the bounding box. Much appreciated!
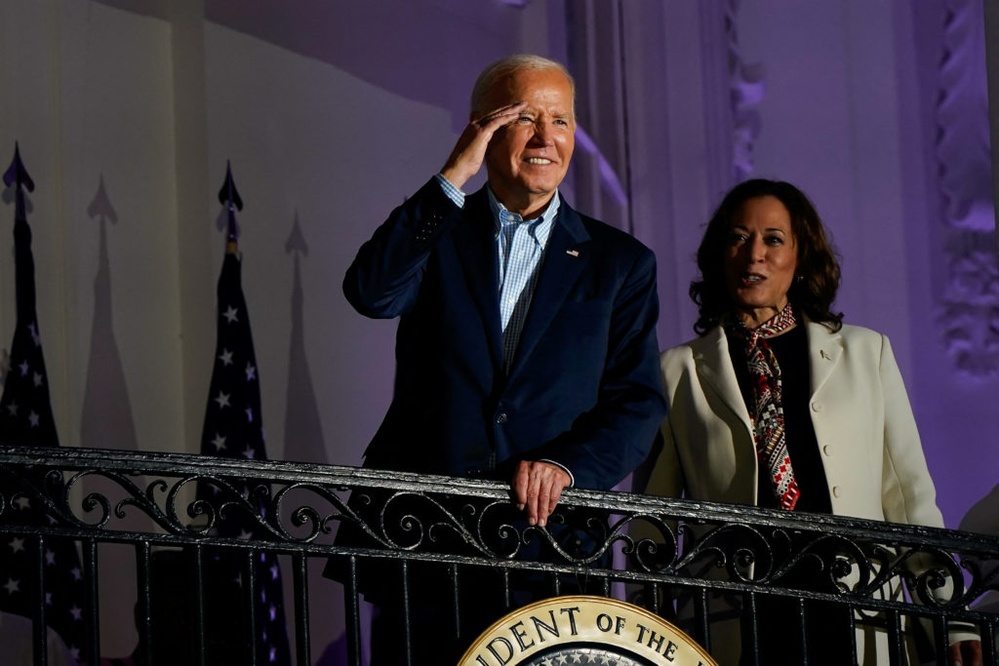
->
[435,173,465,208]
[540,459,574,487]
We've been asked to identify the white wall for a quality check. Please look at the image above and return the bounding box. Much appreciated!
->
[0,1,185,455]
[0,0,547,658]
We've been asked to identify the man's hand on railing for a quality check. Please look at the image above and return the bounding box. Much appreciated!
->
[951,639,983,666]
[512,460,571,528]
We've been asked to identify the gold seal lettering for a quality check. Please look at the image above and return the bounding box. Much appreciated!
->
[595,612,628,635]
[457,596,718,666]
[558,605,581,635]
[510,621,534,651]
[485,636,514,664]
[530,609,561,643]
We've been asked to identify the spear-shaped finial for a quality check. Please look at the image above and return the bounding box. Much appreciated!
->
[3,143,35,222]
[3,143,38,323]
[87,174,118,225]
[284,212,309,257]
[217,161,243,249]
[3,143,35,192]
[217,162,243,254]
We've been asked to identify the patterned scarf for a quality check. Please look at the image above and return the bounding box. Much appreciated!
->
[729,303,801,510]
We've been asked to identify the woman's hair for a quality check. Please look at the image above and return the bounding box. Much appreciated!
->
[690,178,843,335]
[470,54,575,116]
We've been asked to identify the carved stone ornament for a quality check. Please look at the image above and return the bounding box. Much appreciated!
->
[939,231,999,378]
[935,0,999,378]
[727,0,766,181]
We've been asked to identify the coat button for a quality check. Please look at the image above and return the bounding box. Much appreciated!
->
[811,401,822,412]
[831,486,842,498]
[495,412,508,424]
[822,445,832,456]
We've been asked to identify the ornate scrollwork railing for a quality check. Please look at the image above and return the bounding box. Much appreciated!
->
[2,445,998,602]
[1,444,997,664]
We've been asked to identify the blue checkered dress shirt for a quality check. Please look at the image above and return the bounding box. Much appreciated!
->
[435,175,559,370]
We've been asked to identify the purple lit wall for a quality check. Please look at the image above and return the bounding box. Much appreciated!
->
[734,1,997,530]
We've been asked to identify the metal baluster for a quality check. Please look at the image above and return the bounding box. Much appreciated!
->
[32,534,48,666]
[134,542,151,665]
[292,552,310,666]
[344,555,362,666]
[192,544,207,666]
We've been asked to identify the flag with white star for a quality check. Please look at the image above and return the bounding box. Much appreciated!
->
[196,189,291,665]
[0,144,88,661]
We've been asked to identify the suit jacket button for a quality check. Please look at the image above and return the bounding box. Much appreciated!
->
[495,412,508,424]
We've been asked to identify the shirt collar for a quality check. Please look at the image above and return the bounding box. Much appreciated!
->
[487,187,561,244]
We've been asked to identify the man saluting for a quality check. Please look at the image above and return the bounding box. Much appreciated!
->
[338,53,666,664]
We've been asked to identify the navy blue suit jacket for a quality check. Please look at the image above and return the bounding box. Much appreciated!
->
[344,178,666,491]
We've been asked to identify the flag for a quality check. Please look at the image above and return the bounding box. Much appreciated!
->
[196,163,291,665]
[0,144,88,661]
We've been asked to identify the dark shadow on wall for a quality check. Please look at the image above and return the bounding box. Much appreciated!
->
[960,483,999,538]
[959,482,999,638]
[80,175,153,660]
[283,211,327,466]
[81,175,140,453]
[282,211,351,662]
[204,1,519,129]
[97,0,521,131]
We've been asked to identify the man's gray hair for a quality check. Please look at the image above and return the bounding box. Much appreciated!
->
[470,54,575,116]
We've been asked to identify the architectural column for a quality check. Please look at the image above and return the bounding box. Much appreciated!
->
[986,0,999,255]
[170,0,214,453]
[562,0,745,345]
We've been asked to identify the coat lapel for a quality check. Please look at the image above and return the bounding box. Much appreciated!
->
[453,188,503,369]
[506,200,589,376]
[692,328,754,432]
[806,320,843,397]
[696,322,841,422]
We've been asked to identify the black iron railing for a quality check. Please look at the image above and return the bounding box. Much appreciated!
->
[0,444,997,665]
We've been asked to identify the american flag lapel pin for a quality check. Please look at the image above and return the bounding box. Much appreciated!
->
[566,249,579,257]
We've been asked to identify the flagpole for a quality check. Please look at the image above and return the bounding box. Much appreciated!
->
[194,161,292,665]
[0,143,89,663]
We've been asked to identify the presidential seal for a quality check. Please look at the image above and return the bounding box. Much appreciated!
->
[458,595,717,665]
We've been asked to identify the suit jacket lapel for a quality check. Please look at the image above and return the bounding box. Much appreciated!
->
[453,188,503,369]
[693,328,753,432]
[506,199,589,376]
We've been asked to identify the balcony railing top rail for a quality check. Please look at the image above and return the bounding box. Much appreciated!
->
[2,443,996,549]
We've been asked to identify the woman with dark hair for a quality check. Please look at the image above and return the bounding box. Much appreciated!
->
[642,179,981,665]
